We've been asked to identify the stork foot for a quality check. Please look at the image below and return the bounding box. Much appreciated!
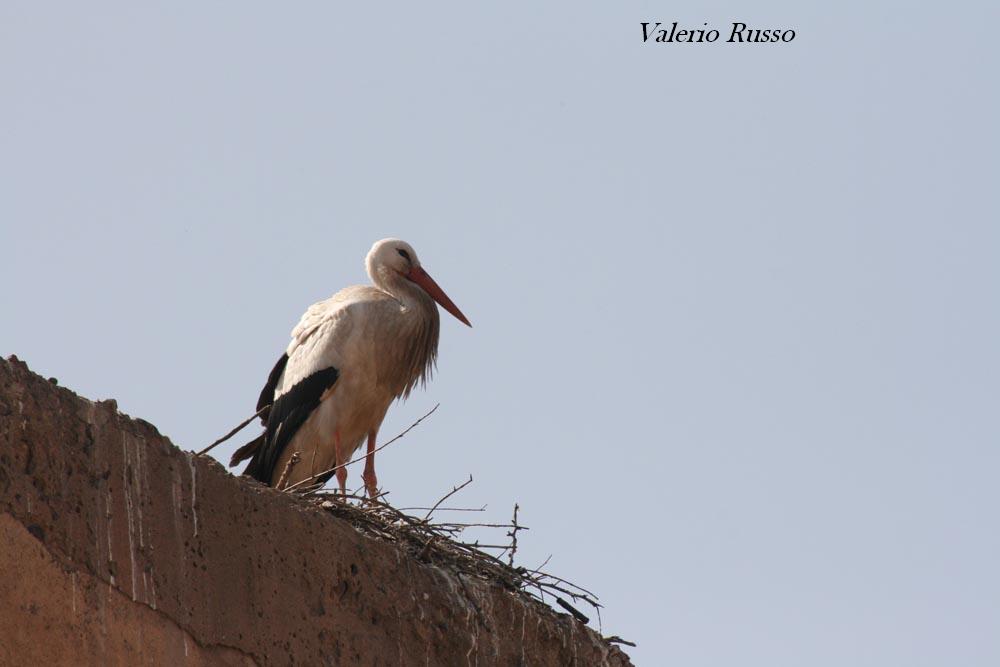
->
[363,429,379,502]
[362,470,379,501]
[333,429,348,498]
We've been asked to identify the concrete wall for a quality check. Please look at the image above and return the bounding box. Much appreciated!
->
[0,357,632,666]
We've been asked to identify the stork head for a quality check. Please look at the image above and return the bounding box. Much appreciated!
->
[366,238,472,327]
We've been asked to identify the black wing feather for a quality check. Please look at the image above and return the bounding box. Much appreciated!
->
[256,353,289,421]
[228,353,290,469]
[242,366,339,485]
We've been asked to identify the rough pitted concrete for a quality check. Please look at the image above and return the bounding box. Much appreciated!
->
[0,356,633,666]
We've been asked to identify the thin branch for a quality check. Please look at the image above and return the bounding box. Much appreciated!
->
[197,405,268,456]
[530,579,602,609]
[423,475,473,521]
[464,544,517,550]
[276,452,300,489]
[529,571,600,601]
[531,554,553,576]
[397,505,487,513]
[604,636,637,648]
[434,522,528,530]
[555,597,590,624]
[506,503,521,567]
[284,404,440,493]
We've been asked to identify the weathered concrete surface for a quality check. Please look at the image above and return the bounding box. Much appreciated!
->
[0,356,633,666]
[0,513,255,666]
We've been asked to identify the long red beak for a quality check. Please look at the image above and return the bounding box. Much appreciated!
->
[406,266,472,327]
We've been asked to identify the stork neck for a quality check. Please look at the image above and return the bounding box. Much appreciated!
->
[373,267,437,319]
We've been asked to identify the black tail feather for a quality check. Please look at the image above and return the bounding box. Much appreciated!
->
[244,366,339,485]
[230,433,265,468]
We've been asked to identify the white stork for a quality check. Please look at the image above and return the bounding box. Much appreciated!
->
[229,238,471,497]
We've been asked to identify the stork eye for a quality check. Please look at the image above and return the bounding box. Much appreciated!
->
[397,249,411,262]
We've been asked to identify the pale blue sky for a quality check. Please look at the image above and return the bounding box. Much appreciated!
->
[3,3,998,665]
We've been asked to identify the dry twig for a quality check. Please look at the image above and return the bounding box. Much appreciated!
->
[605,636,637,647]
[284,404,440,493]
[397,505,487,513]
[556,597,590,624]
[506,503,521,567]
[423,475,473,521]
[304,477,604,629]
[198,405,268,456]
[276,452,301,489]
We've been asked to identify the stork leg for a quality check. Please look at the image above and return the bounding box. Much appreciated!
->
[362,430,379,500]
[332,429,348,497]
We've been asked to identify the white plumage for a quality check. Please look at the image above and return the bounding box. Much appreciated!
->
[230,238,470,497]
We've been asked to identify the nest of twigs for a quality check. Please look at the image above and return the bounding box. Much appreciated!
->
[203,405,634,647]
[302,477,600,627]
